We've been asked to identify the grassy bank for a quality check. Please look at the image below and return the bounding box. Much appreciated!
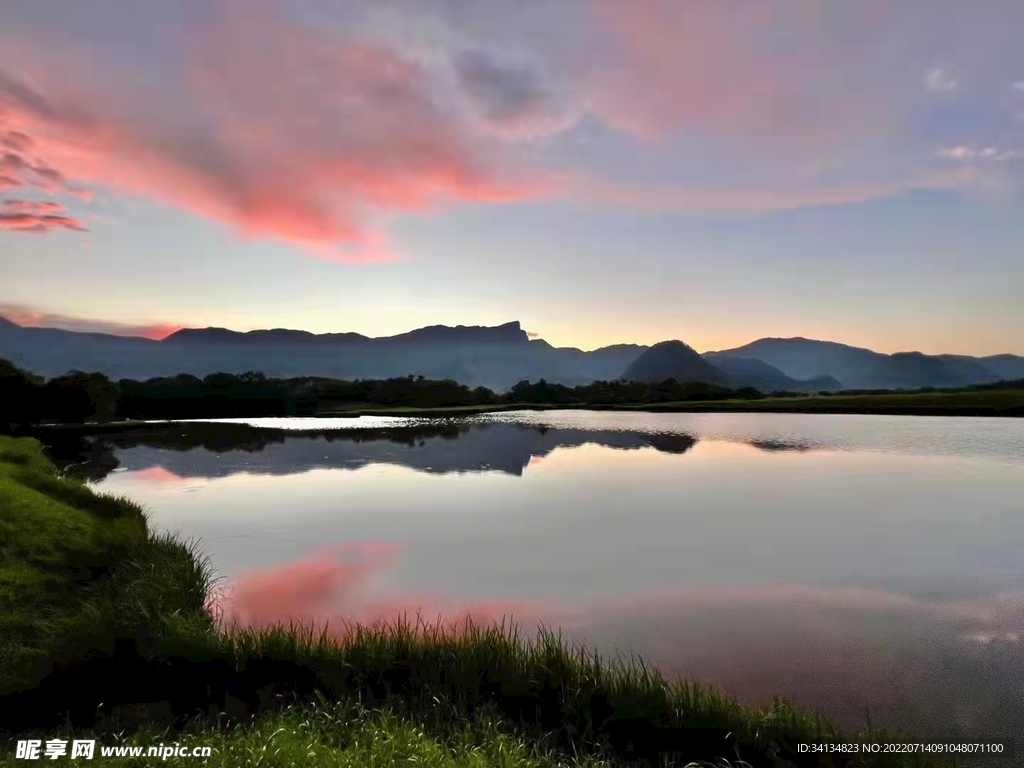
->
[326,387,1018,418]
[611,387,1024,417]
[0,437,956,766]
[24,385,1024,433]
[317,402,566,417]
[195,386,1024,418]
[321,388,1024,418]
[0,437,212,696]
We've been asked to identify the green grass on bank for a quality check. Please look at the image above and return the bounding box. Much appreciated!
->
[318,403,566,417]
[21,386,1024,428]
[1,702,605,768]
[317,388,1024,418]
[0,436,958,767]
[616,388,1024,417]
[0,437,213,695]
[248,388,1024,418]
[184,622,959,767]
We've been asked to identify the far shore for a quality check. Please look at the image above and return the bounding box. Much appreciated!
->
[22,387,1024,432]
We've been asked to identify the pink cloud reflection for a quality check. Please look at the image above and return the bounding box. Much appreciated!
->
[213,543,1024,651]
[216,543,556,638]
[128,466,187,484]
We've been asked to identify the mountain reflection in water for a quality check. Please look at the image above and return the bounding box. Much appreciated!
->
[45,421,711,481]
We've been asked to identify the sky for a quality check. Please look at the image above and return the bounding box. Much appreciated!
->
[1,0,1023,355]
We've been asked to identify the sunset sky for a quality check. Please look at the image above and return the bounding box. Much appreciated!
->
[1,0,1022,354]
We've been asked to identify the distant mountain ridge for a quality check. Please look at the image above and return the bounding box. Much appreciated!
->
[1,318,1021,393]
[862,352,999,390]
[710,337,885,386]
[702,353,843,393]
[0,319,638,392]
[709,337,1022,391]
[163,321,531,346]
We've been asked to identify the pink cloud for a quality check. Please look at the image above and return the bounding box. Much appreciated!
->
[582,0,887,143]
[0,2,550,258]
[0,209,84,233]
[0,145,76,195]
[439,0,958,210]
[1,129,33,152]
[0,0,998,244]
[3,198,66,214]
[0,303,184,338]
[0,197,83,233]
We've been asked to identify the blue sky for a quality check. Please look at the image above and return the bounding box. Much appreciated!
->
[1,0,1022,354]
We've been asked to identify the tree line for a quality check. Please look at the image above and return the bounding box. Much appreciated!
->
[0,358,765,428]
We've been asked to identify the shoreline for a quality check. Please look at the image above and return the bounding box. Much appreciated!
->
[22,386,1024,434]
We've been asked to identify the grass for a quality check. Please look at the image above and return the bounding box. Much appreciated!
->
[0,436,214,696]
[2,617,956,767]
[228,389,1024,418]
[21,387,1024,428]
[1,702,607,768]
[181,621,956,767]
[318,389,1024,418]
[615,388,1024,417]
[298,403,565,418]
[0,436,959,767]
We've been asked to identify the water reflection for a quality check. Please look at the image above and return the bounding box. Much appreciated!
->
[747,438,818,453]
[213,543,1024,740]
[59,413,1024,740]
[47,421,700,480]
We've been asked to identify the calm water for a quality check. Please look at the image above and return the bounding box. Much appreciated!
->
[83,411,1024,739]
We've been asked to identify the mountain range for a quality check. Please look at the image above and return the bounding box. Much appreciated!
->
[711,337,1024,390]
[1,317,1021,393]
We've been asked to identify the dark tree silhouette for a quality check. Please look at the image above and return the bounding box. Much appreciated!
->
[41,371,120,424]
[1,359,44,428]
[1,358,770,428]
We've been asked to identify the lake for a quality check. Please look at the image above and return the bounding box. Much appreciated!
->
[78,411,1024,740]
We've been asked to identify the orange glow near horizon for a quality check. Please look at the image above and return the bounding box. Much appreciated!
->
[1,306,1021,357]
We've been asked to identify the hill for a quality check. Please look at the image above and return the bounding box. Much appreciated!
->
[861,352,1001,390]
[622,341,728,385]
[710,337,885,387]
[965,354,1024,382]
[702,353,843,393]
[712,336,1024,390]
